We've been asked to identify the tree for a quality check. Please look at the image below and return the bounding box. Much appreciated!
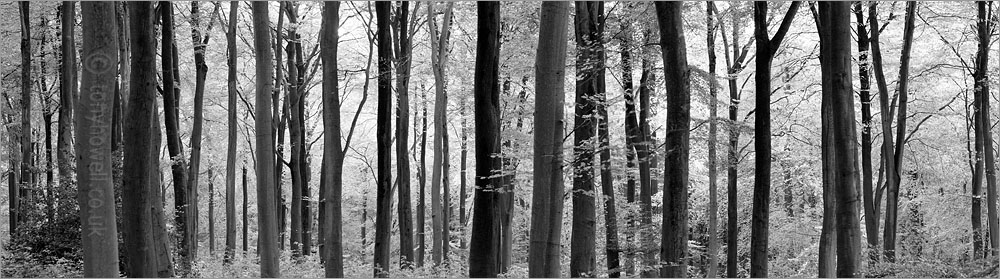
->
[469,2,502,277]
[619,6,641,274]
[750,2,800,276]
[77,2,120,277]
[284,2,312,258]
[593,4,621,276]
[571,2,602,277]
[851,1,879,265]
[224,0,238,264]
[637,27,657,278]
[16,0,31,235]
[185,1,220,263]
[374,2,393,277]
[428,1,455,266]
[528,2,569,278]
[976,1,1000,259]
[251,2,280,276]
[393,1,415,268]
[817,2,862,276]
[654,2,691,278]
[321,1,345,277]
[705,2,721,277]
[58,1,76,195]
[160,3,194,272]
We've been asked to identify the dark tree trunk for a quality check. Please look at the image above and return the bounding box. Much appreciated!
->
[528,3,569,278]
[374,3,393,277]
[320,1,345,276]
[571,3,601,276]
[209,169,215,254]
[394,1,415,268]
[186,2,220,264]
[469,3,502,277]
[882,2,916,262]
[78,2,121,276]
[243,165,248,253]
[654,2,691,277]
[428,1,455,266]
[418,88,428,267]
[706,3,720,277]
[251,2,280,276]
[224,0,238,264]
[58,1,76,203]
[17,0,31,234]
[637,43,656,279]
[620,11,640,275]
[160,3,194,273]
[750,2,800,277]
[852,2,880,265]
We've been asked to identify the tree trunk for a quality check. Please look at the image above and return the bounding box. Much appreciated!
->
[818,3,864,276]
[251,2,280,276]
[637,42,656,279]
[705,3,720,277]
[571,3,601,277]
[620,11,640,275]
[418,87,428,267]
[150,99,175,278]
[394,1,415,268]
[321,1,344,276]
[243,164,248,253]
[725,7,743,276]
[374,3,393,276]
[816,5,838,276]
[459,95,468,251]
[273,2,287,251]
[883,2,916,262]
[469,3,502,276]
[78,3,120,276]
[224,0,238,264]
[17,0,31,234]
[58,1,76,198]
[428,1,455,266]
[852,2,880,265]
[186,1,219,264]
[976,1,1000,259]
[750,3,800,277]
[160,3,194,273]
[655,2,691,277]
[528,3,569,277]
[209,169,215,254]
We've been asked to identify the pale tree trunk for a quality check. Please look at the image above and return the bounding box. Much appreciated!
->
[78,2,120,276]
[374,3,393,276]
[705,2,720,277]
[468,3,502,276]
[252,2,280,276]
[528,2,569,277]
[320,1,345,277]
[58,1,76,194]
[654,2,691,277]
[750,2,800,276]
[224,0,238,264]
[428,1,455,266]
[571,2,601,276]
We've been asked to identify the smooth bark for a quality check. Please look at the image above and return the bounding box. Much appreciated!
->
[469,3,502,277]
[251,2,280,276]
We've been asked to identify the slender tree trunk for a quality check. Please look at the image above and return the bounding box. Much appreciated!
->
[620,11,640,275]
[528,3,568,277]
[374,3,393,276]
[655,2,691,277]
[151,99,175,278]
[469,3,502,276]
[973,1,990,260]
[252,2,280,276]
[976,1,1000,259]
[637,45,656,279]
[750,3,800,277]
[394,1,415,268]
[321,1,344,276]
[705,3,720,277]
[428,1,453,266]
[852,2,880,265]
[418,87,428,267]
[17,0,31,234]
[58,1,76,198]
[186,2,220,264]
[459,95,468,251]
[78,3,120,276]
[243,164,248,253]
[224,0,238,264]
[273,2,287,251]
[883,2,916,262]
[160,3,194,272]
[725,12,742,276]
[571,3,601,277]
[209,169,215,254]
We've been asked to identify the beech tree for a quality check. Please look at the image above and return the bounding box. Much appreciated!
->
[251,2,280,276]
[185,1,220,263]
[750,2,800,276]
[469,2,502,277]
[374,2,393,277]
[571,2,602,277]
[705,2,721,277]
[393,1,416,268]
[428,1,455,266]
[321,1,345,276]
[224,0,238,264]
[528,2,569,278]
[77,2,120,277]
[58,1,75,192]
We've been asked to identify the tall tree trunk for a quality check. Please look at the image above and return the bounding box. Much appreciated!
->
[186,2,219,264]
[151,99,175,278]
[705,3,720,277]
[251,2,280,276]
[286,1,303,258]
[469,2,502,276]
[974,1,991,260]
[571,3,601,277]
[655,2,691,277]
[637,42,656,278]
[882,2,916,262]
[394,1,415,268]
[750,2,800,277]
[209,169,215,254]
[321,1,344,277]
[273,2,287,251]
[818,3,863,276]
[374,3,393,276]
[724,8,742,276]
[58,1,76,199]
[17,0,32,234]
[976,1,1000,259]
[78,3,120,276]
[852,2,880,265]
[459,95,468,251]
[160,3,193,273]
[619,10,640,275]
[528,3,569,277]
[224,0,238,264]
[816,4,838,276]
[242,164,248,253]
[418,88,428,267]
[428,1,455,266]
